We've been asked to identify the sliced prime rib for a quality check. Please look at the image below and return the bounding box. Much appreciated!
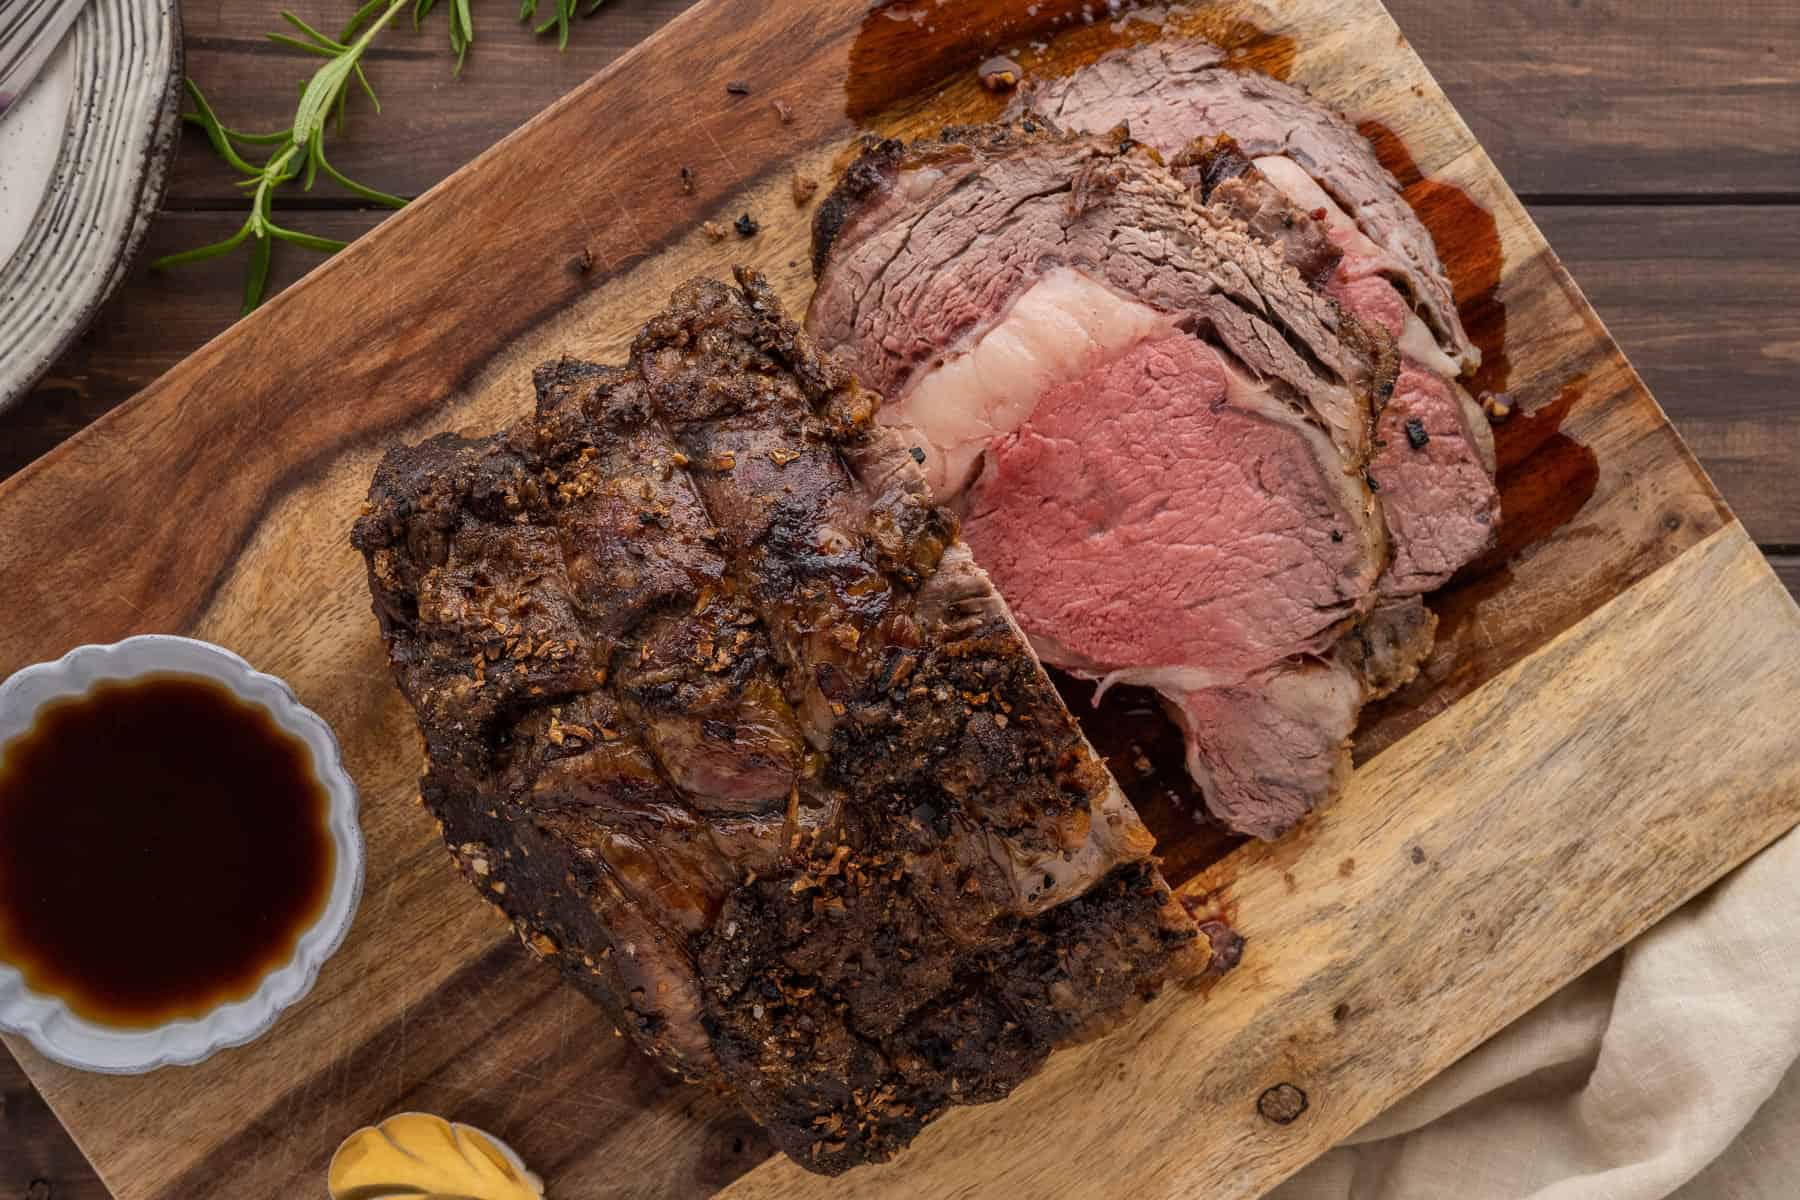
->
[1170,597,1438,838]
[1013,46,1500,598]
[1014,40,1475,373]
[352,271,1219,1175]
[808,123,1404,839]
[1178,136,1500,598]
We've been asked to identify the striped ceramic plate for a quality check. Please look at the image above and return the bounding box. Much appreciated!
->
[0,0,181,412]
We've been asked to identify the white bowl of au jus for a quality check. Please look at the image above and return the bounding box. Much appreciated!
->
[0,635,363,1073]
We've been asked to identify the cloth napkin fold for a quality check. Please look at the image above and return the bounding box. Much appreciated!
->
[1271,824,1800,1200]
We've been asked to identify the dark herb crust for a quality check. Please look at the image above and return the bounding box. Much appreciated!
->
[352,270,1214,1174]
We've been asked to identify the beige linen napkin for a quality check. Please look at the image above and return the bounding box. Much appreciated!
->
[1270,824,1800,1199]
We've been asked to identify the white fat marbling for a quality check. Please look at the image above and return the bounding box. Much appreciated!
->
[885,268,1169,496]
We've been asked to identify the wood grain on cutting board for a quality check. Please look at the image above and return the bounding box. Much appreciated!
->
[0,0,1793,1197]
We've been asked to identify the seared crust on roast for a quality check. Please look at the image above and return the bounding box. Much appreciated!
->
[353,270,1214,1175]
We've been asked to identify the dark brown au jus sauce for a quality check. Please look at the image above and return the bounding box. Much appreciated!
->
[0,674,334,1027]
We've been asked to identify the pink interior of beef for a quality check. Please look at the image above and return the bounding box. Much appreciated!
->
[1171,656,1362,840]
[961,332,1372,680]
[1369,364,1500,594]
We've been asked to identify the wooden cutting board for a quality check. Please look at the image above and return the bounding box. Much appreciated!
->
[3,1,1798,1198]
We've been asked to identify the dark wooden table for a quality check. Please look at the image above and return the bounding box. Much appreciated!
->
[3,1,1796,1194]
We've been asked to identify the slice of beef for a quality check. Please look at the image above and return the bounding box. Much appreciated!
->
[1177,134,1499,598]
[1172,135,1342,288]
[810,123,1387,473]
[353,271,1214,1176]
[1369,364,1499,594]
[1021,49,1500,596]
[1160,596,1437,838]
[958,321,1375,680]
[1013,40,1477,375]
[1166,656,1361,841]
[808,124,1393,839]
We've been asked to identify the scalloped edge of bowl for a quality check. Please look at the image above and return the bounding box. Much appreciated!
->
[0,635,364,1074]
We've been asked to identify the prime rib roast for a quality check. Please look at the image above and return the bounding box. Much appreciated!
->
[354,40,1497,1177]
[807,46,1498,840]
[352,271,1231,1175]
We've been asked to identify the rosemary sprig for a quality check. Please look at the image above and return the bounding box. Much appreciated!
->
[158,1,613,312]
[411,0,609,68]
[153,1,411,312]
[519,0,608,51]
[413,0,476,73]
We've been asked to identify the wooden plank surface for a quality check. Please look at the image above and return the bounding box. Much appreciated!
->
[1529,207,1800,548]
[2,0,1797,1197]
[165,0,695,204]
[724,522,1800,1200]
[1393,1,1800,198]
[1,1051,107,1200]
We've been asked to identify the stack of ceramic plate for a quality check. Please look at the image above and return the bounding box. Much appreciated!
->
[0,0,181,411]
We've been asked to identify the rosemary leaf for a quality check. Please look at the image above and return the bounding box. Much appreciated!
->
[268,223,350,254]
[294,55,362,145]
[181,114,291,146]
[449,0,474,74]
[243,231,274,313]
[277,11,348,52]
[303,129,322,190]
[179,81,264,176]
[535,0,571,47]
[152,222,253,270]
[341,0,392,41]
[354,62,380,111]
[316,148,409,209]
[267,34,339,57]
